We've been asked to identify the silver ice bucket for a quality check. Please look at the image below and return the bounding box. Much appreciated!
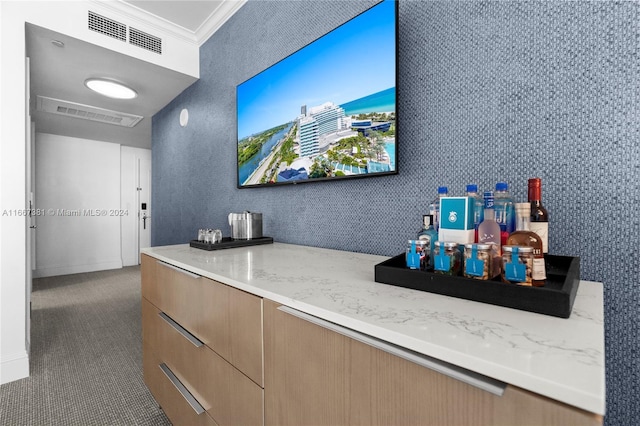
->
[228,211,263,240]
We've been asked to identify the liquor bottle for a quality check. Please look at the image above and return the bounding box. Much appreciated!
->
[477,191,502,277]
[428,186,448,232]
[417,214,438,269]
[494,182,515,246]
[465,184,484,243]
[528,178,549,253]
[507,203,546,287]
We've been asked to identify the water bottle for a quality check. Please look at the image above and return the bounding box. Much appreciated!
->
[428,186,448,232]
[465,184,484,242]
[494,182,515,246]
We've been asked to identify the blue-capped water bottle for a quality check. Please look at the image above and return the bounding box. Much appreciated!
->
[428,186,448,232]
[465,184,484,243]
[494,182,515,246]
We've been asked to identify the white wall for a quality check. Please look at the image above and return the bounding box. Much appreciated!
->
[34,134,122,277]
[1,1,29,384]
[0,1,198,384]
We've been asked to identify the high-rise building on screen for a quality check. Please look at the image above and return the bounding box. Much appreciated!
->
[308,102,346,136]
[299,115,319,157]
[297,102,345,157]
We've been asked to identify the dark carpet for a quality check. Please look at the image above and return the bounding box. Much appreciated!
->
[0,266,171,425]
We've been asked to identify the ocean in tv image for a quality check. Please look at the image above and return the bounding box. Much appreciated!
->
[237,0,396,187]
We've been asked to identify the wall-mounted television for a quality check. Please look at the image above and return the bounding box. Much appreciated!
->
[236,0,397,188]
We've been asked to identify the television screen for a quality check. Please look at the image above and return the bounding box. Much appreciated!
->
[236,0,397,188]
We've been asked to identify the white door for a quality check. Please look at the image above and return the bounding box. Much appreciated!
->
[121,147,151,266]
[137,151,151,262]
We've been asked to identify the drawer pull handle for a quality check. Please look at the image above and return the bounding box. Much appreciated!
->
[159,363,205,415]
[159,312,204,348]
[277,305,506,396]
[157,260,201,279]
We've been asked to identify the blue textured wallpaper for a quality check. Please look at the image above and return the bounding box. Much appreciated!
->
[152,1,639,423]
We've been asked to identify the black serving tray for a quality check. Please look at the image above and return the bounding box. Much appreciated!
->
[190,236,273,251]
[374,254,580,318]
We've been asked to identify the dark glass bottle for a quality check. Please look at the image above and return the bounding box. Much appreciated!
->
[417,215,438,269]
[528,178,549,254]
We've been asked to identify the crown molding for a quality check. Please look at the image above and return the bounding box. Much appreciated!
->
[195,0,247,46]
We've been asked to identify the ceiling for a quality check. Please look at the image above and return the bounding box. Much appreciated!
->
[26,1,239,149]
[125,1,225,33]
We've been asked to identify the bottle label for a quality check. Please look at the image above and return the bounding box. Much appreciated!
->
[529,222,549,253]
[465,258,485,277]
[434,254,451,272]
[406,241,421,270]
[406,252,421,269]
[494,206,507,230]
[532,257,547,280]
[494,202,515,233]
[505,262,526,282]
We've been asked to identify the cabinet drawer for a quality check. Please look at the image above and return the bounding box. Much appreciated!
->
[200,276,263,386]
[142,255,205,339]
[141,255,263,386]
[264,301,601,426]
[143,299,264,426]
[143,343,218,426]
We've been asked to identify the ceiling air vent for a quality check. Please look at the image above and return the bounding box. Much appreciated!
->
[88,11,126,42]
[129,27,162,54]
[36,96,143,128]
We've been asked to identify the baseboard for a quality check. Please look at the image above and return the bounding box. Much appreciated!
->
[33,260,123,278]
[0,350,29,384]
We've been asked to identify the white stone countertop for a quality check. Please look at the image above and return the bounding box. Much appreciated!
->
[141,242,605,416]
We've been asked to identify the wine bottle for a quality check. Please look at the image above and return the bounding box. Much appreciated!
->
[507,203,546,287]
[528,178,549,253]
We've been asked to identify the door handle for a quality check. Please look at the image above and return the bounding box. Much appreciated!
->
[30,225,37,229]
[142,214,148,229]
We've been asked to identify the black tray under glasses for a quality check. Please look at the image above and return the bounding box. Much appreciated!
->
[190,236,273,251]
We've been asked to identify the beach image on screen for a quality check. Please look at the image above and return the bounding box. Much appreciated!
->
[237,0,396,187]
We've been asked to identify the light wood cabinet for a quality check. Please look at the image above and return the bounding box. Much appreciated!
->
[141,254,264,426]
[142,253,601,426]
[263,300,602,426]
[143,341,218,426]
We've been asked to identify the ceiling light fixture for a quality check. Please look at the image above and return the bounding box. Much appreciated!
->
[84,78,137,100]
